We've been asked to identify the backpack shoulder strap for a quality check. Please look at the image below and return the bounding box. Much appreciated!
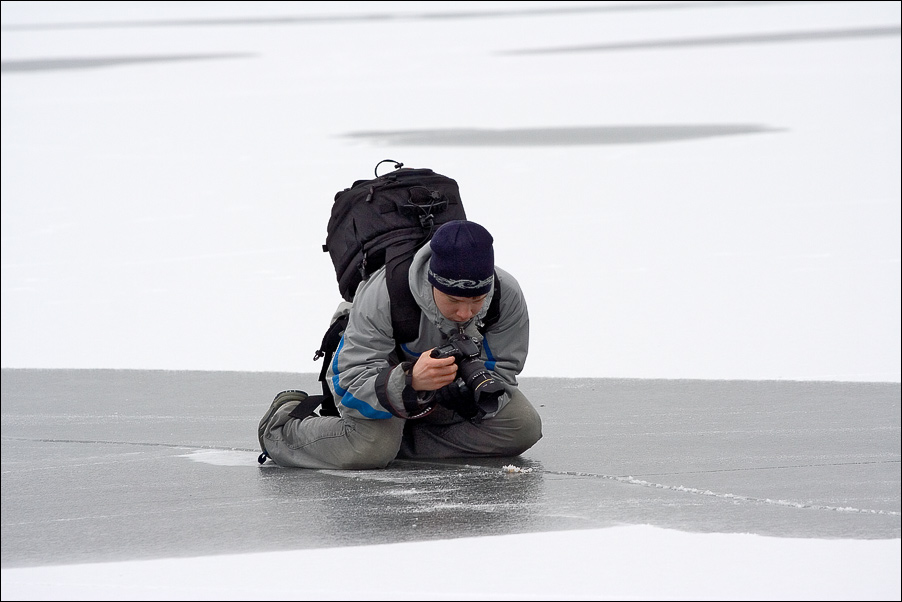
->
[386,248,420,344]
[479,270,502,335]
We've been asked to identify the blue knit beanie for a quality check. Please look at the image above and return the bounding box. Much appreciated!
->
[428,220,495,297]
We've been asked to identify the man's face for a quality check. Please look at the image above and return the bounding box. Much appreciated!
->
[433,288,488,324]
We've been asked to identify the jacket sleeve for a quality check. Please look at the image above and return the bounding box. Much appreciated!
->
[327,271,403,420]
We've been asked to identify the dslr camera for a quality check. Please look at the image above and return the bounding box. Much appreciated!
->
[430,332,505,409]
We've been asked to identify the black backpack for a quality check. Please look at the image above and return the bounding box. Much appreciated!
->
[285,160,501,421]
[324,159,468,342]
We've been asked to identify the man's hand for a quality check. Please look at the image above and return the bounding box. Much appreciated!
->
[410,350,457,391]
[432,381,479,419]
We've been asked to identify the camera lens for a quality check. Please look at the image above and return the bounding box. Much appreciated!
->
[458,359,504,402]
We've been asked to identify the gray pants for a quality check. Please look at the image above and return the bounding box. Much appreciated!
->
[260,388,543,469]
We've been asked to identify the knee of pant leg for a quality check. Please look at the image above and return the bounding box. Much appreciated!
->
[508,411,543,455]
[328,417,405,469]
[330,435,401,469]
[501,393,543,455]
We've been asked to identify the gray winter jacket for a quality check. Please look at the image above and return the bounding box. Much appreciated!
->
[326,243,529,420]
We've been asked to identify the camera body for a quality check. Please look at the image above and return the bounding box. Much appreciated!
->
[430,332,505,411]
[430,332,482,364]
